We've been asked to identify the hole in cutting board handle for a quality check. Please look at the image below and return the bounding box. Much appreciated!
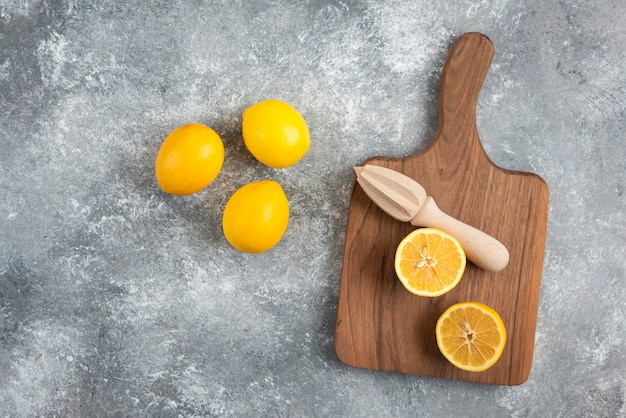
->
[435,32,495,147]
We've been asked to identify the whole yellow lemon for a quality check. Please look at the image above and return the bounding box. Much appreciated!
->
[241,99,310,168]
[155,123,224,195]
[222,180,289,253]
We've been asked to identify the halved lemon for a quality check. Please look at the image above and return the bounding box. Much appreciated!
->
[435,301,507,372]
[394,228,466,297]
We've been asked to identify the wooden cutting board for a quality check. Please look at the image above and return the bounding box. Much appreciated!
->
[334,32,549,386]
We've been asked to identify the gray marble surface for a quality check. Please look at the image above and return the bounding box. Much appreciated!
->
[1,1,624,416]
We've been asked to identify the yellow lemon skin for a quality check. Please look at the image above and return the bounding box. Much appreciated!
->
[222,180,289,253]
[155,123,224,195]
[242,99,310,168]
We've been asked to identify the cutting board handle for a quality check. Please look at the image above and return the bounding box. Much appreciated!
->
[436,32,494,148]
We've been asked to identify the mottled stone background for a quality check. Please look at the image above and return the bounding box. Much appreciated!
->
[1,0,624,416]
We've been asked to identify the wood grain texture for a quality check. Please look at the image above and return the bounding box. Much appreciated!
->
[334,32,549,386]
